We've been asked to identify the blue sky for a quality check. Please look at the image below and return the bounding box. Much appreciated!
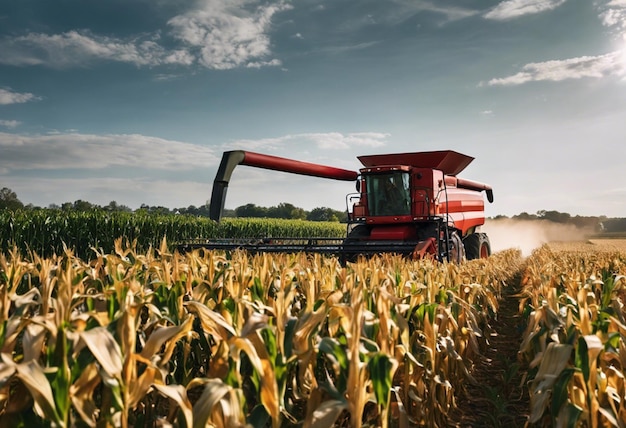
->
[1,0,625,218]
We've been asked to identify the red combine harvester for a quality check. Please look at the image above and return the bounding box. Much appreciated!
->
[179,150,494,262]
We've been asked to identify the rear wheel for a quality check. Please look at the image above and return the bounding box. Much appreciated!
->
[463,233,491,260]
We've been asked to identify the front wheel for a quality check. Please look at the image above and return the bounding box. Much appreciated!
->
[448,231,465,263]
[463,233,491,260]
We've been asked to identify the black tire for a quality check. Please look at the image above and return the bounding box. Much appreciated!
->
[345,224,370,242]
[340,225,370,265]
[448,231,465,263]
[463,233,491,260]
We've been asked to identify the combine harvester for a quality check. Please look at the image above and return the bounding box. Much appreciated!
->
[180,150,494,263]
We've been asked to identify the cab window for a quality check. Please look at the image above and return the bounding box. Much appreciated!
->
[367,172,410,216]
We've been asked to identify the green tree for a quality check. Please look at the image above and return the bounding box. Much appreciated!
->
[104,200,132,212]
[307,207,341,222]
[73,199,97,211]
[537,210,571,223]
[267,203,306,219]
[235,203,267,218]
[0,187,24,210]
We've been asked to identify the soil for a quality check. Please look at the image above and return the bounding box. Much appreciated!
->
[448,272,530,428]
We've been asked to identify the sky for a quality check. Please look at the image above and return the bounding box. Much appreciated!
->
[1,0,625,218]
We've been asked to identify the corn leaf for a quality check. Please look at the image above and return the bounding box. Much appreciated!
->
[153,383,193,428]
[69,362,101,427]
[79,326,123,379]
[14,359,61,425]
[530,343,573,423]
[191,378,232,428]
[308,399,346,428]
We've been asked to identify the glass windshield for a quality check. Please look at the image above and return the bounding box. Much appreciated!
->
[366,172,410,216]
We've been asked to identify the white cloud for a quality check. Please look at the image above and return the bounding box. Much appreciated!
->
[246,58,282,68]
[0,0,290,70]
[0,31,194,68]
[406,1,478,23]
[485,51,625,85]
[0,120,20,128]
[302,132,389,150]
[483,1,626,86]
[0,88,40,104]
[167,0,291,69]
[597,0,626,34]
[484,0,567,20]
[0,132,218,172]
[223,132,389,152]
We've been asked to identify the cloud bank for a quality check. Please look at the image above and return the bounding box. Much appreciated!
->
[0,0,291,70]
[0,132,218,172]
[484,0,626,85]
[0,130,387,174]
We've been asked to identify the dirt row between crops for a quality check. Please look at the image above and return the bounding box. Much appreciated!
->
[448,269,530,428]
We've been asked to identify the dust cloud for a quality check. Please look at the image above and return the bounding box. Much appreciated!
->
[481,219,591,256]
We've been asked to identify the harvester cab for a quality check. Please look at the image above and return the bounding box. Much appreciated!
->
[342,150,494,262]
[181,149,494,263]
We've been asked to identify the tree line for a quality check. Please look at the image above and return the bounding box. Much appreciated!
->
[0,187,347,222]
[2,186,625,230]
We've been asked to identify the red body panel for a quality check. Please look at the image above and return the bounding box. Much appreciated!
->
[358,150,474,175]
[369,225,417,240]
[440,188,486,234]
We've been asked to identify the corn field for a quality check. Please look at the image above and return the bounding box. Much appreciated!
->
[1,213,626,426]
[0,235,520,427]
[519,242,626,426]
[0,210,346,260]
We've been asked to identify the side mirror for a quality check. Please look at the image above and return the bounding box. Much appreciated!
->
[486,189,494,203]
[355,176,361,192]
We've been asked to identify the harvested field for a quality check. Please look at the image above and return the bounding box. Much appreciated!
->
[546,239,626,252]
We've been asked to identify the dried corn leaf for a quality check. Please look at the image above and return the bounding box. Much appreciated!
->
[70,362,101,427]
[191,378,232,428]
[530,342,573,423]
[79,326,123,379]
[14,359,61,424]
[140,316,193,365]
[185,300,236,340]
[308,399,346,428]
[153,383,193,428]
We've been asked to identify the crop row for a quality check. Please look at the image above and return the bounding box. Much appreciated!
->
[520,243,626,426]
[0,210,346,259]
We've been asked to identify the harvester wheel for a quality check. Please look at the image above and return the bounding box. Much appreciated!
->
[340,225,370,265]
[448,232,465,263]
[463,233,491,260]
[345,224,370,241]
